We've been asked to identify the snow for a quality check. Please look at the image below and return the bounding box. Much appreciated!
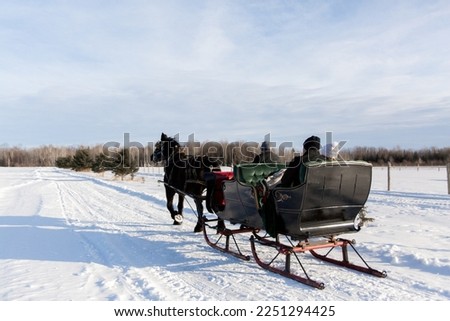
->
[0,165,449,301]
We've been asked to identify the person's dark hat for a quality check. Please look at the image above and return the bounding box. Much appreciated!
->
[303,135,321,150]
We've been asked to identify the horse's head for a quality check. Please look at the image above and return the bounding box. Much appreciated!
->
[154,132,181,162]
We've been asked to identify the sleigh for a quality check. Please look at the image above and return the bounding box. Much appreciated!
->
[203,160,386,289]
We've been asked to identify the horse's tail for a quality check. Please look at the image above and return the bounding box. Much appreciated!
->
[204,172,216,213]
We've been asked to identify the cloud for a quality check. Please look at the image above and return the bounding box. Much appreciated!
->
[1,0,449,148]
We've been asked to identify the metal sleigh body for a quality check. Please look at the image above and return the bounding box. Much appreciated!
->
[202,161,387,289]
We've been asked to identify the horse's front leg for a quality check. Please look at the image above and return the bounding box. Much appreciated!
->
[166,188,183,225]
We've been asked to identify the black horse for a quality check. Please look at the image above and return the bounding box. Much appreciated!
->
[152,133,221,232]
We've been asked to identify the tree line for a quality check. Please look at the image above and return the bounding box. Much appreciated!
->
[340,146,450,166]
[1,143,449,169]
[56,147,139,180]
[0,144,139,180]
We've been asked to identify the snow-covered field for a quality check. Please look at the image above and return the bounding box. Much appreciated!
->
[0,165,449,301]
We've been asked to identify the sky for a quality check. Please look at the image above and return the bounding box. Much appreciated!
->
[1,0,449,150]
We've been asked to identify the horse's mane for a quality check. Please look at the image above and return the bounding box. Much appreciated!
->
[159,132,221,169]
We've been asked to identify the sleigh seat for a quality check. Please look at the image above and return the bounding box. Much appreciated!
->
[261,160,372,239]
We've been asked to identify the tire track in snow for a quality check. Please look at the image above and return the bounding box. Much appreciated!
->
[55,169,207,229]
[55,169,168,210]
[49,169,252,300]
[52,170,166,299]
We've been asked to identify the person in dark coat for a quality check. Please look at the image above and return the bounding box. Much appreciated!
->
[279,135,324,187]
[253,141,279,164]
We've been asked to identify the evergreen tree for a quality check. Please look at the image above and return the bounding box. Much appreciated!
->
[111,148,139,180]
[71,148,93,171]
[55,156,73,168]
[91,153,116,173]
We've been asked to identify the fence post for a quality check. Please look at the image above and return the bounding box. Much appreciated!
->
[447,163,450,195]
[387,162,391,191]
